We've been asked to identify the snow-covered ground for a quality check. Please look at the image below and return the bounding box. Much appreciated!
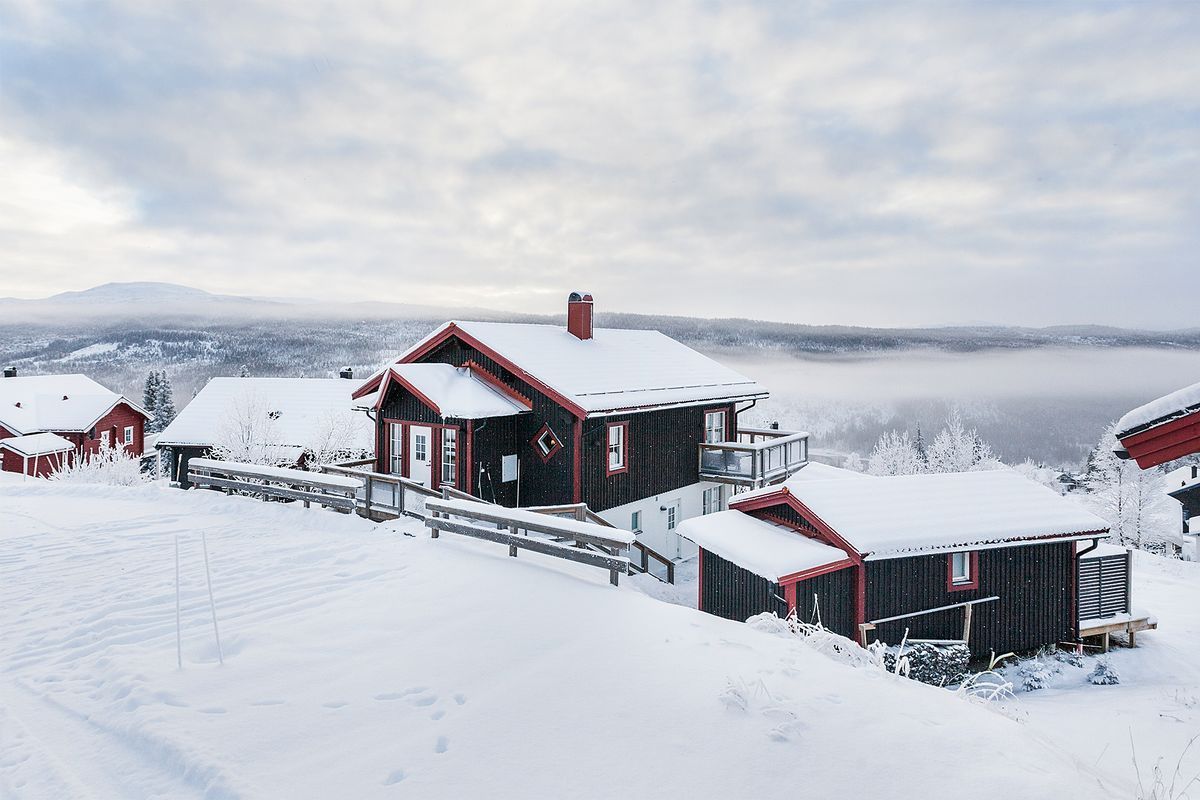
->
[1,482,1194,798]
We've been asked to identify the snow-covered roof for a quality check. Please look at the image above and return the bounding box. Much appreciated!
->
[784,470,1109,559]
[1117,379,1200,438]
[0,374,147,435]
[733,460,870,503]
[157,377,373,451]
[0,432,74,457]
[386,364,530,419]
[679,511,850,581]
[377,320,767,415]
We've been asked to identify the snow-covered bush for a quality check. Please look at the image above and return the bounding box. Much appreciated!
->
[50,445,146,486]
[1053,649,1084,669]
[1019,657,1060,692]
[955,652,1018,713]
[1088,658,1121,686]
[882,642,971,686]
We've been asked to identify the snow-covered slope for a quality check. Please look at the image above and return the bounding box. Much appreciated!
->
[0,483,1135,798]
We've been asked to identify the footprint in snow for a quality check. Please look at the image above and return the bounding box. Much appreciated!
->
[198,707,227,715]
[434,735,449,754]
[374,692,406,701]
[383,769,407,785]
[453,693,466,706]
[409,694,437,707]
[430,710,445,720]
[323,701,349,709]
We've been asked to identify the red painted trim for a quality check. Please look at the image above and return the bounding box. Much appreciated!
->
[702,406,730,442]
[466,419,474,496]
[461,360,533,409]
[854,565,867,640]
[529,422,563,463]
[783,581,797,616]
[379,369,444,416]
[777,557,856,585]
[1119,411,1200,469]
[401,323,589,419]
[572,417,582,504]
[946,551,980,592]
[605,421,629,476]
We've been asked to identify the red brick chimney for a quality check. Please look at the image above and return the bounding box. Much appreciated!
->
[567,291,593,340]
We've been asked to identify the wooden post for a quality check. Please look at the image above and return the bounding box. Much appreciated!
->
[364,475,372,518]
[610,567,619,587]
[961,602,974,644]
[509,524,518,557]
[430,510,440,539]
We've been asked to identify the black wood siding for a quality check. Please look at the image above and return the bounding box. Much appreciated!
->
[379,335,576,507]
[865,542,1075,657]
[790,568,857,639]
[581,402,734,512]
[700,549,787,622]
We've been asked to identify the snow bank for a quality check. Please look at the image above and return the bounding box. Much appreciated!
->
[0,483,1132,798]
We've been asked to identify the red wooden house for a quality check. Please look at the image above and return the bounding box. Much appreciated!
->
[0,371,150,477]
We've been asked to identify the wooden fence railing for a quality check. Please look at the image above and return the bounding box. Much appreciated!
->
[527,503,675,583]
[426,496,633,586]
[189,458,362,512]
[318,464,439,519]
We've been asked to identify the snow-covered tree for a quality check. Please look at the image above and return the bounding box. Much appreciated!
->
[142,370,161,432]
[210,392,285,465]
[1083,422,1176,551]
[842,451,865,473]
[239,364,251,378]
[867,430,924,476]
[154,371,177,431]
[927,408,995,473]
[303,410,365,469]
[50,445,146,486]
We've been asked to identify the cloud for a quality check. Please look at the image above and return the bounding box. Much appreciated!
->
[0,0,1196,327]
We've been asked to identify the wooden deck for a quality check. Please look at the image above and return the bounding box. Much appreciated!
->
[1079,613,1157,651]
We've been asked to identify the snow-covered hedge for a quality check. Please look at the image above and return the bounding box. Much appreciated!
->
[50,445,147,486]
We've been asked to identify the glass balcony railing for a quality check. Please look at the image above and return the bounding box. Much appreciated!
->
[699,429,809,487]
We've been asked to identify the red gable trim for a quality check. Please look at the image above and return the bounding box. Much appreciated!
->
[379,369,444,417]
[1118,411,1200,469]
[777,557,856,586]
[402,323,588,419]
[461,360,533,410]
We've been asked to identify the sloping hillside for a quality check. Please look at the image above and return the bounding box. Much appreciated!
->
[0,483,1138,798]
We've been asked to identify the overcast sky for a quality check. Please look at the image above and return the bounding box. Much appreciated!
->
[1,1,1197,328]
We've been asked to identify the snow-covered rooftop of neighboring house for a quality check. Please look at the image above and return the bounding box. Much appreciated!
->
[387,364,531,419]
[784,470,1109,559]
[1165,464,1200,496]
[0,432,74,457]
[732,460,870,503]
[679,510,850,581]
[384,320,767,415]
[157,377,373,451]
[0,374,145,435]
[1117,379,1200,438]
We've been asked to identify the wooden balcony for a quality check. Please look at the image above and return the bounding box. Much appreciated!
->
[698,428,809,487]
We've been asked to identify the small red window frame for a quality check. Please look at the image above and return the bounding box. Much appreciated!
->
[606,421,629,476]
[947,551,980,592]
[530,423,563,463]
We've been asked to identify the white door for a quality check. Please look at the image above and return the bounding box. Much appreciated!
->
[409,426,433,487]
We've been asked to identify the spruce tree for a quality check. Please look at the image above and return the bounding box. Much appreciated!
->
[239,364,251,378]
[142,371,161,433]
[155,371,177,430]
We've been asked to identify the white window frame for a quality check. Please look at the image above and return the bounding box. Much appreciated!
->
[702,485,722,515]
[665,501,679,531]
[389,423,404,474]
[607,422,627,473]
[951,552,971,584]
[414,433,428,463]
[704,410,727,444]
[123,426,134,445]
[631,510,642,533]
[441,428,457,486]
[99,430,111,447]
